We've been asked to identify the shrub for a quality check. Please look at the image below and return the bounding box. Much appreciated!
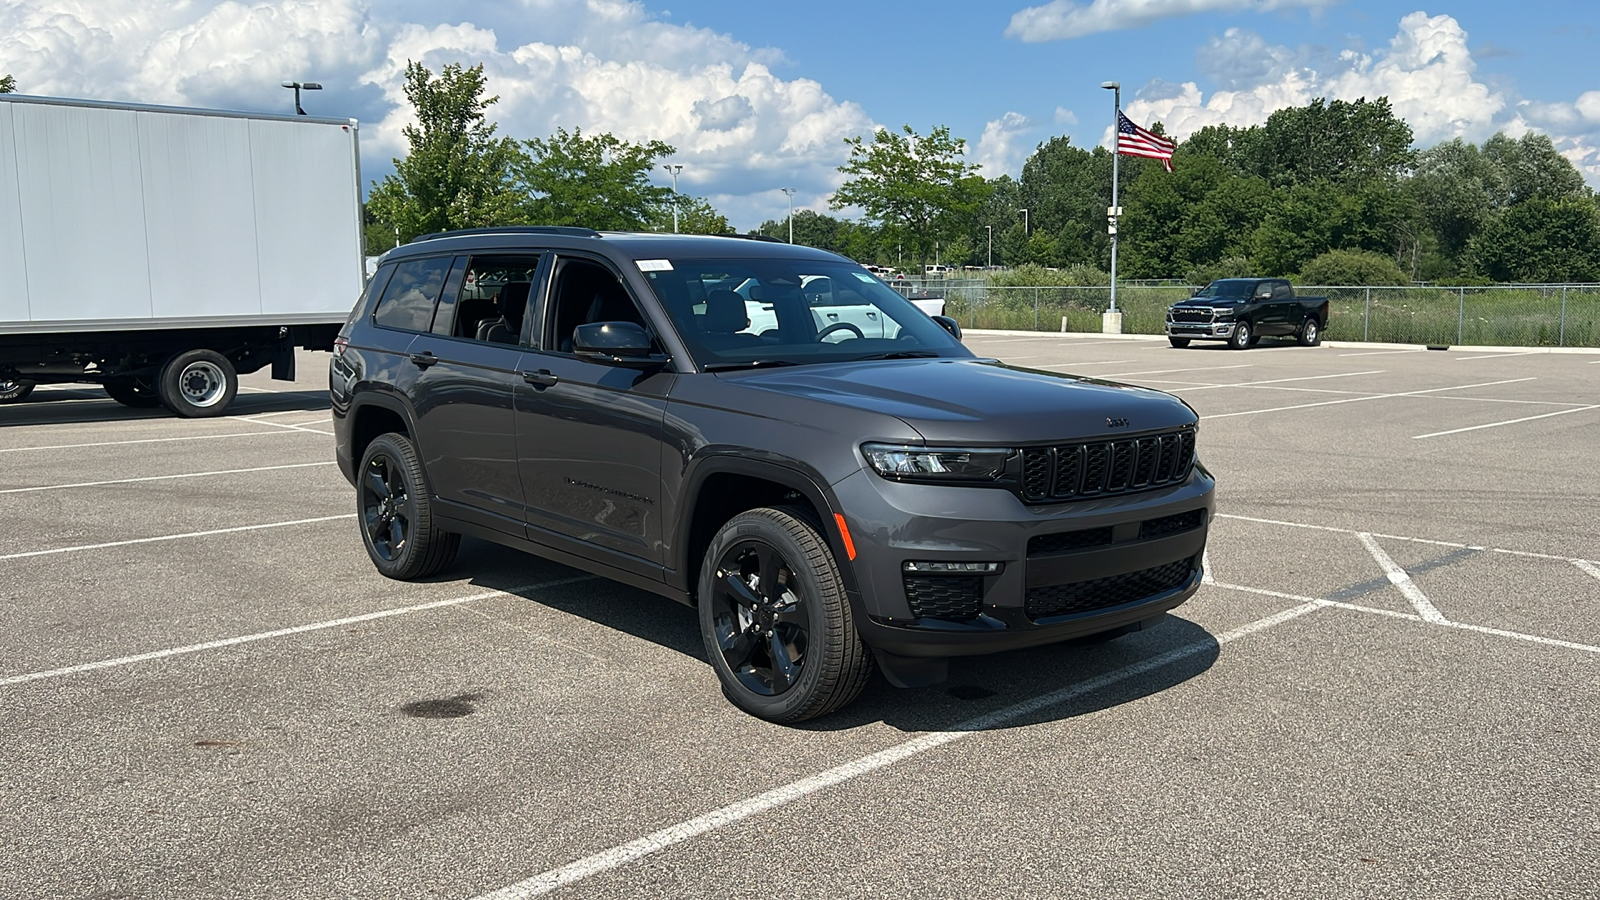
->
[1183,256,1255,285]
[1298,249,1409,286]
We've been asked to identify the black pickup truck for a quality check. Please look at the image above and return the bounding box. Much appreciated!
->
[1165,278,1328,349]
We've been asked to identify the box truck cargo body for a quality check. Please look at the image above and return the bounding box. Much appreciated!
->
[0,94,364,415]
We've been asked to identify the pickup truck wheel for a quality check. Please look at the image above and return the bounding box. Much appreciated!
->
[103,377,162,408]
[699,507,872,722]
[158,349,238,417]
[1168,337,1191,348]
[1227,321,1252,350]
[1298,317,1322,346]
[357,432,460,580]
[0,377,35,404]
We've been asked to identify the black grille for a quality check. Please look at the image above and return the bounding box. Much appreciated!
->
[1027,527,1114,556]
[1139,509,1206,540]
[1025,558,1196,620]
[904,575,983,620]
[1020,428,1196,503]
[1170,308,1214,324]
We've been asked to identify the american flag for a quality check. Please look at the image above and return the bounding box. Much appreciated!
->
[1117,111,1175,172]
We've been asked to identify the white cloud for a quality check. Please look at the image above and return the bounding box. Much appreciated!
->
[1005,0,1333,42]
[1054,106,1078,126]
[974,112,1034,177]
[1576,91,1600,123]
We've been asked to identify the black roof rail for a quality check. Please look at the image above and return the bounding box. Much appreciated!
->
[410,226,603,243]
[723,233,787,243]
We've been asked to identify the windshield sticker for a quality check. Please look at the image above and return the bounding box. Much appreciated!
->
[636,259,674,272]
[853,272,877,283]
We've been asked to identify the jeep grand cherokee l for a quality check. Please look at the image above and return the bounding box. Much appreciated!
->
[331,227,1214,722]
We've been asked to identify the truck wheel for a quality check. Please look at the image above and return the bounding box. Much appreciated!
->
[1228,321,1252,350]
[103,377,163,408]
[699,507,873,723]
[357,432,460,580]
[1168,337,1191,348]
[0,377,35,404]
[158,349,238,417]
[1298,317,1322,346]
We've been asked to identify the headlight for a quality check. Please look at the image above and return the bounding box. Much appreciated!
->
[861,443,1015,481]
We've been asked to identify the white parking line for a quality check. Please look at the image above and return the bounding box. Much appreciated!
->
[1575,560,1600,582]
[1356,533,1447,623]
[0,514,353,562]
[1456,351,1540,361]
[1412,405,1600,439]
[1217,512,1599,568]
[1205,377,1537,419]
[0,576,595,688]
[1181,370,1385,391]
[0,461,334,495]
[1339,349,1425,357]
[248,417,336,436]
[1026,359,1136,368]
[470,600,1325,900]
[0,430,309,454]
[1093,364,1254,378]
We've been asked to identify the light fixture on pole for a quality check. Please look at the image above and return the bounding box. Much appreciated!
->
[1101,81,1121,315]
[664,164,684,233]
[1019,208,1029,235]
[281,81,322,116]
[985,225,992,269]
[781,187,796,243]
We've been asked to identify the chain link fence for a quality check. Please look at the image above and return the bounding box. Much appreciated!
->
[894,280,1600,348]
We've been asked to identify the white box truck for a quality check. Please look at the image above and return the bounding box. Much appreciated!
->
[0,94,364,416]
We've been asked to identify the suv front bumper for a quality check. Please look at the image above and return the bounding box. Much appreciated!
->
[832,464,1215,660]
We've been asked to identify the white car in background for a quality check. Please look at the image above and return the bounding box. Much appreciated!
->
[734,273,945,341]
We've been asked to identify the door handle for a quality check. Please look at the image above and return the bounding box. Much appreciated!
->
[409,351,438,369]
[521,369,559,388]
[826,313,839,319]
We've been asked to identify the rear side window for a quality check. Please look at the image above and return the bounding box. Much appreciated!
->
[1272,282,1292,300]
[372,257,452,332]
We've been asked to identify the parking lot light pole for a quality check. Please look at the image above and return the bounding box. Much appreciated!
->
[1019,208,1028,235]
[664,164,683,232]
[986,225,992,268]
[781,187,796,243]
[280,81,322,116]
[1101,81,1120,315]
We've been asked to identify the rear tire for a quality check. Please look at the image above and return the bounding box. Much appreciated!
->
[1168,337,1191,348]
[357,432,460,580]
[0,377,35,404]
[698,506,873,723]
[1298,317,1322,346]
[158,349,238,417]
[104,377,163,408]
[1228,321,1253,350]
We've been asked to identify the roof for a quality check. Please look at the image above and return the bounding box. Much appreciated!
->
[385,227,846,265]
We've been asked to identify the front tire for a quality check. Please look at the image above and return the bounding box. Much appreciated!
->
[158,349,238,417]
[357,432,460,580]
[0,377,35,404]
[698,507,873,723]
[1228,321,1253,350]
[1298,317,1322,346]
[1168,337,1191,348]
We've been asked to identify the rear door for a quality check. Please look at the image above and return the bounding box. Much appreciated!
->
[805,275,884,340]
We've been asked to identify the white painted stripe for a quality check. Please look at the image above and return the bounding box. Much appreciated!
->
[1356,532,1447,623]
[1029,358,1136,367]
[1206,377,1537,419]
[1455,351,1540,361]
[1095,364,1253,378]
[1412,405,1600,439]
[249,417,334,435]
[1339,349,1426,357]
[470,600,1325,900]
[1201,549,1214,584]
[1181,370,1385,391]
[0,430,306,454]
[1440,621,1600,654]
[0,514,353,562]
[1216,512,1599,567]
[1575,560,1600,582]
[0,461,334,495]
[0,576,595,688]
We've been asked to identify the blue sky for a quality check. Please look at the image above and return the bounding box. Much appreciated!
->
[3,1,1597,230]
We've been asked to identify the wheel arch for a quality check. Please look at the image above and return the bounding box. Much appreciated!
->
[347,392,418,484]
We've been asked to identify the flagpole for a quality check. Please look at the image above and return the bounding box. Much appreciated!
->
[1101,81,1121,331]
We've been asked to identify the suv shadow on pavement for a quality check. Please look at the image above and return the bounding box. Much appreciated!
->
[459,538,1219,734]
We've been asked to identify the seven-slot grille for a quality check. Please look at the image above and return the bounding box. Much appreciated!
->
[1021,429,1196,502]
[1169,307,1214,324]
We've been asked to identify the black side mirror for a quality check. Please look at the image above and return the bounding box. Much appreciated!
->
[572,322,667,367]
[931,315,962,341]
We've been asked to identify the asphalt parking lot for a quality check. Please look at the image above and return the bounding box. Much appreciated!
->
[3,334,1597,899]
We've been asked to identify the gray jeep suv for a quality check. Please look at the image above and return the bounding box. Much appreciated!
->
[331,227,1214,722]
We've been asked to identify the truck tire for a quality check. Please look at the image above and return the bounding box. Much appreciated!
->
[1168,337,1191,348]
[104,377,163,408]
[0,377,35,404]
[158,349,238,417]
[1228,320,1252,350]
[699,506,873,723]
[357,432,460,580]
[1298,317,1322,346]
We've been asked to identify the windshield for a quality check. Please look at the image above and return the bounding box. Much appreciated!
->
[1193,279,1255,299]
[639,258,971,369]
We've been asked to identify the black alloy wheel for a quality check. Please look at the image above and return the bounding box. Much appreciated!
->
[357,432,459,580]
[699,507,872,722]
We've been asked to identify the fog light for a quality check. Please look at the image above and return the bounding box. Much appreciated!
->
[902,561,1002,574]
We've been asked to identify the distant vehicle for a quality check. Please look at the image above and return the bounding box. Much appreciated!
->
[0,94,363,414]
[923,264,951,278]
[1165,278,1328,349]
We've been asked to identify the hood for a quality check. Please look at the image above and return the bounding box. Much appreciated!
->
[718,358,1197,444]
[1172,296,1245,308]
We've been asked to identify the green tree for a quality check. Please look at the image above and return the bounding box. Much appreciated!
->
[1248,97,1415,188]
[832,124,981,270]
[365,62,524,246]
[1467,198,1600,283]
[751,209,871,254]
[646,195,731,234]
[518,127,675,230]
[1480,132,1589,207]
[0,74,15,93]
[1018,136,1113,267]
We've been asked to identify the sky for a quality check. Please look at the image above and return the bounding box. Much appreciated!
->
[2,0,1598,231]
